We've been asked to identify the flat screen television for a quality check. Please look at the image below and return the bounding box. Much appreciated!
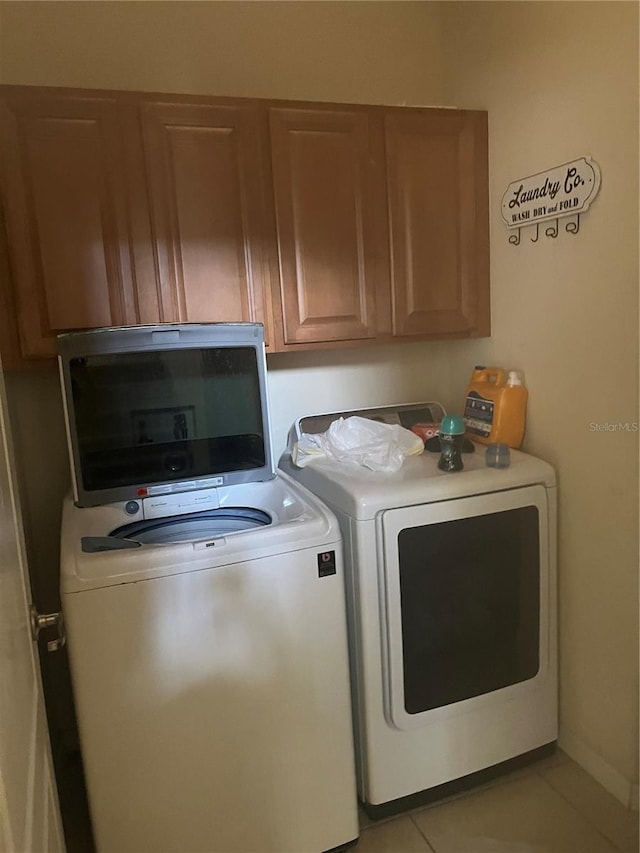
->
[57,324,274,507]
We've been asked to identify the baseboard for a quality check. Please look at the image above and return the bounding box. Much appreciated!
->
[558,726,637,809]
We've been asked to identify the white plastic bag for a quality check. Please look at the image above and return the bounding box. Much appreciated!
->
[292,416,424,473]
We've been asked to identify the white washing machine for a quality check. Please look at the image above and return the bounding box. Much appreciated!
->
[280,403,558,818]
[56,324,359,852]
[60,473,359,853]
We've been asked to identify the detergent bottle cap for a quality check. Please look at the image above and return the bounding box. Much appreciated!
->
[507,370,523,386]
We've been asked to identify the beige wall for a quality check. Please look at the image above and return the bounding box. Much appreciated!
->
[0,0,447,104]
[438,0,639,799]
[1,0,637,804]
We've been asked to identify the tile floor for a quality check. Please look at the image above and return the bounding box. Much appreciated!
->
[60,745,638,852]
[356,750,638,853]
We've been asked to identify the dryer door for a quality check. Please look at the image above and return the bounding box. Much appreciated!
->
[379,485,551,731]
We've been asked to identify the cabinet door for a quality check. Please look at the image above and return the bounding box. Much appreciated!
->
[385,109,490,338]
[139,100,275,344]
[0,89,143,358]
[269,107,389,346]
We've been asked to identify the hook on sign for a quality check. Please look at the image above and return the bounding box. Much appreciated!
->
[545,219,559,238]
[565,214,580,235]
[508,228,521,246]
[530,223,540,243]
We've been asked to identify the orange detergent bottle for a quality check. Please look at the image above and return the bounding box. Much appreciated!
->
[463,366,528,448]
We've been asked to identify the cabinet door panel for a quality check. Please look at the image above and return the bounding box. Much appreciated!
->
[385,110,489,338]
[0,91,140,357]
[269,108,387,345]
[140,101,273,342]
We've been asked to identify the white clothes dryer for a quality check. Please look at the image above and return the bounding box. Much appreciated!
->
[60,473,359,853]
[280,403,558,819]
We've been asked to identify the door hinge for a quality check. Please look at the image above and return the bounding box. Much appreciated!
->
[29,606,66,652]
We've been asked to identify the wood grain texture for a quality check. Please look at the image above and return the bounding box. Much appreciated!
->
[0,89,140,357]
[0,86,490,359]
[140,98,275,345]
[269,106,387,345]
[385,108,490,339]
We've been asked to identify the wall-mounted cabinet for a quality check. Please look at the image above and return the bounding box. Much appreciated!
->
[139,99,275,344]
[0,86,490,362]
[268,106,390,346]
[0,89,149,359]
[385,109,489,339]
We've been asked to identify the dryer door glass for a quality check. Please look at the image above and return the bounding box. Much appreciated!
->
[398,506,539,714]
[380,485,549,730]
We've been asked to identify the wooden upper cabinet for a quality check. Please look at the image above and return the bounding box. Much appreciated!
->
[384,109,490,339]
[268,107,389,346]
[0,87,490,360]
[0,89,144,358]
[139,100,275,344]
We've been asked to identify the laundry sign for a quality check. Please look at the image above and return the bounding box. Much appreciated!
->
[501,156,601,228]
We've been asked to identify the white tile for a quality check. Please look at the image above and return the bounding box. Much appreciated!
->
[356,816,435,853]
[410,749,570,812]
[540,759,639,853]
[412,774,618,853]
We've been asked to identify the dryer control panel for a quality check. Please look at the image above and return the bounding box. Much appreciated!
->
[295,402,446,439]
